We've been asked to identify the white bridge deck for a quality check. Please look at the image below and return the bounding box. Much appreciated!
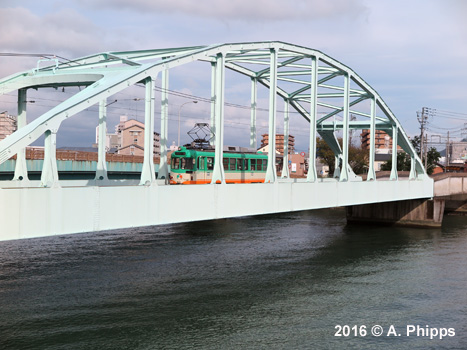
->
[0,178,433,241]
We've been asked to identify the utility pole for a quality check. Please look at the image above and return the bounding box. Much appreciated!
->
[417,107,428,165]
[424,134,428,170]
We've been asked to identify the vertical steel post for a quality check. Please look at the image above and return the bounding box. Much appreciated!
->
[13,88,29,181]
[210,62,217,147]
[339,73,350,182]
[250,77,257,149]
[367,96,376,181]
[41,130,59,187]
[409,154,416,180]
[390,124,398,181]
[95,99,108,181]
[265,47,278,183]
[211,53,225,184]
[307,56,318,182]
[159,68,169,181]
[140,76,156,185]
[333,154,341,178]
[281,98,290,178]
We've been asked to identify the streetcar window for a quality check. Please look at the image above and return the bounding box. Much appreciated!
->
[237,159,246,171]
[251,158,257,171]
[230,158,236,171]
[180,158,194,170]
[207,157,214,171]
[223,158,229,170]
[171,157,180,170]
[198,157,205,171]
[257,159,263,171]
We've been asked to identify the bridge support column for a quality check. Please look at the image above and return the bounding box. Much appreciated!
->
[339,73,350,182]
[140,76,156,185]
[250,77,257,150]
[409,154,416,180]
[95,99,108,181]
[211,53,225,184]
[281,99,290,178]
[41,130,59,187]
[390,124,398,181]
[367,96,376,181]
[307,56,318,182]
[159,68,169,182]
[210,62,216,147]
[346,199,445,228]
[13,88,29,183]
[265,47,278,183]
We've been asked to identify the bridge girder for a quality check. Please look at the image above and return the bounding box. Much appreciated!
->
[0,41,426,186]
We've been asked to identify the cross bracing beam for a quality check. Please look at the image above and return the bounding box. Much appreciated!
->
[257,56,306,77]
[296,93,368,99]
[0,41,426,180]
[317,121,393,131]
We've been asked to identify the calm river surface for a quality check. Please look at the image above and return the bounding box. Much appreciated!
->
[0,209,466,350]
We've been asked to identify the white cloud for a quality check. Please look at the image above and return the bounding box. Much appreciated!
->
[82,0,368,21]
[0,7,101,55]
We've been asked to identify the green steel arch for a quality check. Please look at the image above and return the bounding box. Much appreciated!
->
[0,41,425,187]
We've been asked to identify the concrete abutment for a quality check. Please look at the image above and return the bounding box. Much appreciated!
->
[346,199,445,228]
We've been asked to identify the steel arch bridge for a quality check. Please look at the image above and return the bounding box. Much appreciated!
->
[0,41,433,241]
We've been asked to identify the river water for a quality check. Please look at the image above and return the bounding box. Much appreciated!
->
[0,209,466,350]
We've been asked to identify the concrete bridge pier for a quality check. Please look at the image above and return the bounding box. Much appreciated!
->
[347,173,467,228]
[346,198,446,228]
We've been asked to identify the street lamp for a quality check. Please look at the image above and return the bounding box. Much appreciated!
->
[178,100,198,147]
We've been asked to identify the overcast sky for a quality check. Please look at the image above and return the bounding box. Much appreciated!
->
[1,0,466,149]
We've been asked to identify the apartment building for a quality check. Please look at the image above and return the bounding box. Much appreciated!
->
[0,112,17,141]
[260,133,295,155]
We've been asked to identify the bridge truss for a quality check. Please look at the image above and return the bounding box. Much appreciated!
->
[0,42,433,240]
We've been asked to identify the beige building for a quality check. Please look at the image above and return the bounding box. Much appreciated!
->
[117,117,161,156]
[360,129,393,150]
[288,153,306,176]
[260,133,295,155]
[95,116,160,156]
[0,112,17,141]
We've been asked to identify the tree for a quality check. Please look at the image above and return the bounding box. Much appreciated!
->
[425,147,441,174]
[349,146,369,174]
[316,137,337,175]
[380,137,441,175]
[380,152,411,172]
[316,137,369,176]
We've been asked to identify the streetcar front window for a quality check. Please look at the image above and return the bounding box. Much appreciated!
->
[171,158,180,170]
[181,158,194,170]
